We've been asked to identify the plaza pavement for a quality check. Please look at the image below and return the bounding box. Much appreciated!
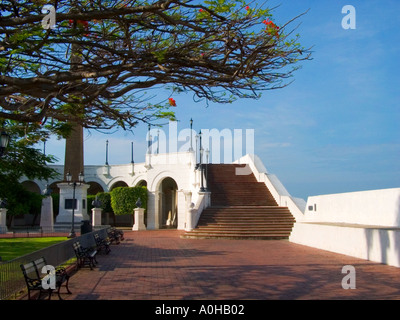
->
[63,229,400,300]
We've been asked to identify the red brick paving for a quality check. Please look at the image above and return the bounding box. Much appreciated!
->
[63,230,400,300]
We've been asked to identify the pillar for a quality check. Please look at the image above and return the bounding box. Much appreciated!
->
[40,196,54,232]
[92,207,102,227]
[0,208,7,234]
[133,208,146,231]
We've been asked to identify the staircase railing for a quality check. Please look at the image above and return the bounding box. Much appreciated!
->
[185,191,211,231]
[234,154,306,222]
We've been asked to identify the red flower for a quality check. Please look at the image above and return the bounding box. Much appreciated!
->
[168,98,176,107]
[245,6,250,10]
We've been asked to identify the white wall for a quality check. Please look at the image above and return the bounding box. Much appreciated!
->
[290,188,400,267]
[303,188,400,227]
[290,222,400,267]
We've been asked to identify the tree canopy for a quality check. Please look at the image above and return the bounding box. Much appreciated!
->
[0,0,311,134]
[0,119,57,215]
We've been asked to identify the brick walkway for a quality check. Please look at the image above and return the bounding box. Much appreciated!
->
[63,230,400,300]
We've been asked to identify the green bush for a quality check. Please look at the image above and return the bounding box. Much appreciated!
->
[110,186,147,216]
[95,192,113,213]
[5,184,43,216]
[87,194,96,213]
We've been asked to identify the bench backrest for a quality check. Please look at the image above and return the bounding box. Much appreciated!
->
[20,262,39,281]
[33,257,47,279]
[73,241,81,250]
[73,241,86,256]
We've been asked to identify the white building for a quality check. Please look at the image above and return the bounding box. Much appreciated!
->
[18,150,400,268]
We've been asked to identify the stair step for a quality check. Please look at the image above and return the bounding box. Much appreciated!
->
[183,164,295,240]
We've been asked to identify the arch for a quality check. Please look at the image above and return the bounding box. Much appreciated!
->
[150,170,182,192]
[136,179,147,187]
[21,181,41,194]
[86,181,105,195]
[157,177,178,229]
[109,180,128,191]
[49,181,62,194]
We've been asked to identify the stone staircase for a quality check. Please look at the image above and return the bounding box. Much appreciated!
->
[181,164,295,240]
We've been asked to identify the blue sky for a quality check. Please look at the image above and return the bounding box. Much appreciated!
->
[44,0,400,200]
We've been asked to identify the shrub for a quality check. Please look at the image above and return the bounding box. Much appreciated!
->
[87,194,96,213]
[110,186,147,216]
[95,192,113,214]
[5,184,43,216]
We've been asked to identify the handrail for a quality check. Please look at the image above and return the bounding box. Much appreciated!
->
[234,154,306,221]
[185,192,210,231]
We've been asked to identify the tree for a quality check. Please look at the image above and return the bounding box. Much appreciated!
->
[0,0,311,133]
[0,119,57,222]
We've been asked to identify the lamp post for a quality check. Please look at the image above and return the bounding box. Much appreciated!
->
[195,133,199,169]
[147,124,151,154]
[0,130,10,157]
[131,141,134,164]
[205,148,210,191]
[189,118,193,151]
[199,130,205,192]
[105,140,109,165]
[66,170,84,238]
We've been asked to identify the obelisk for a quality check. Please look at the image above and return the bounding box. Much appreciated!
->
[55,123,90,226]
[55,39,89,228]
[64,123,84,181]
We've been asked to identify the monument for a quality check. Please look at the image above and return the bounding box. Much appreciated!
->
[55,123,90,229]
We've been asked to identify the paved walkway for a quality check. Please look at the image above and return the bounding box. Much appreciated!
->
[64,230,400,300]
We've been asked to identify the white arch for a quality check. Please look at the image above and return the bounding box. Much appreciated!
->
[107,177,131,190]
[150,170,182,192]
[132,174,148,187]
[85,177,108,192]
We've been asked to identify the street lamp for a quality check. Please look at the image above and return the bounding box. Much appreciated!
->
[105,140,109,165]
[205,149,210,191]
[0,131,10,157]
[189,118,193,151]
[66,170,84,238]
[200,147,205,192]
[199,130,206,192]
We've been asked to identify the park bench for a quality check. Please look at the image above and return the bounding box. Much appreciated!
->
[107,227,124,244]
[20,257,71,300]
[94,233,111,254]
[72,241,98,270]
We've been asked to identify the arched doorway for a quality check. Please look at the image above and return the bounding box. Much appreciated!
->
[21,181,41,194]
[110,181,128,191]
[87,181,104,195]
[136,180,147,187]
[158,177,178,229]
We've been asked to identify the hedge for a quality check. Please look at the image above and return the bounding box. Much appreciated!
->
[110,186,148,216]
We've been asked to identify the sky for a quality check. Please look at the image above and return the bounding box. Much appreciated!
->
[42,0,400,200]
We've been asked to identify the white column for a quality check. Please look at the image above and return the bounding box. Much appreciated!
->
[133,208,146,231]
[40,196,54,232]
[146,191,157,230]
[92,207,102,227]
[0,208,8,234]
